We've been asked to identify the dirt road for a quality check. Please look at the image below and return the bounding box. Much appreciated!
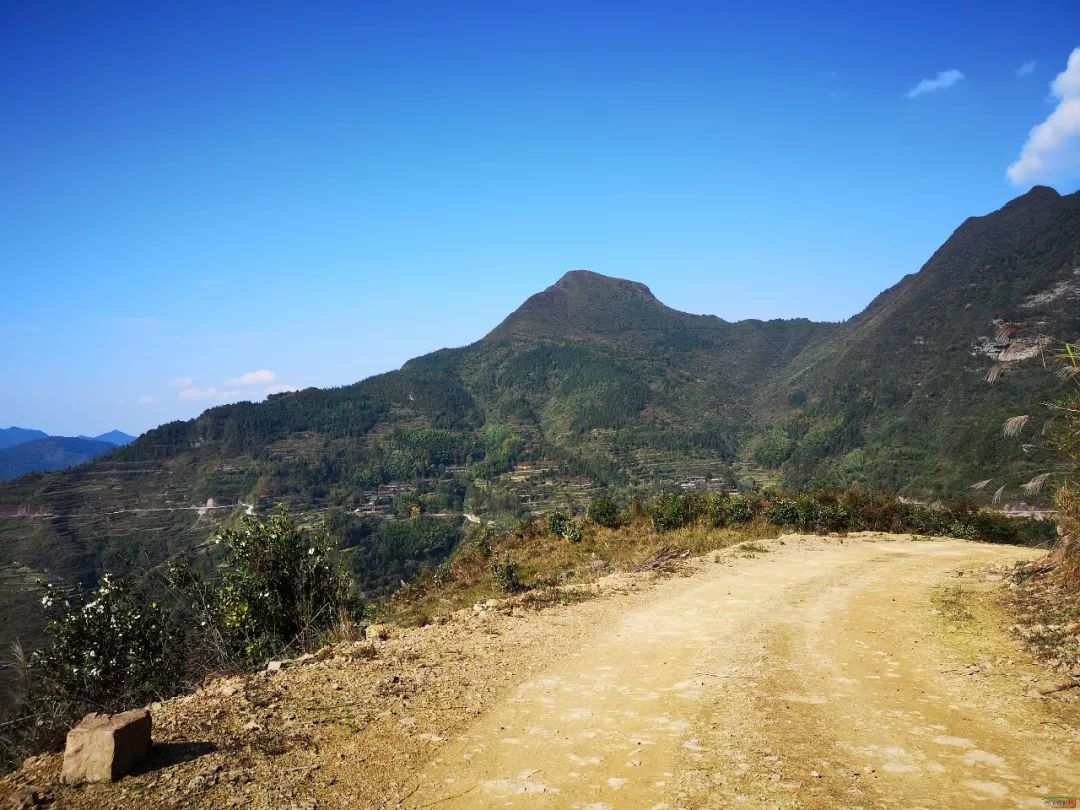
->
[8,535,1080,809]
[407,538,1080,809]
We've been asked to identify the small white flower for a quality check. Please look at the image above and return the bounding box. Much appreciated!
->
[308,547,315,556]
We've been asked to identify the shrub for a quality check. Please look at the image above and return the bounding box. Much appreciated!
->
[547,510,571,537]
[469,526,495,558]
[432,561,452,586]
[5,576,183,764]
[548,509,583,540]
[649,492,691,532]
[726,497,753,525]
[564,520,583,542]
[491,551,523,593]
[176,506,359,668]
[765,498,799,527]
[815,502,852,533]
[966,510,1056,546]
[705,492,731,527]
[587,495,621,528]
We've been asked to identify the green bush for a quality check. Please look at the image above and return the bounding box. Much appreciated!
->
[752,487,1052,544]
[5,576,183,764]
[587,495,621,528]
[176,506,359,667]
[491,551,523,593]
[469,526,495,558]
[564,520,583,542]
[432,561,452,586]
[548,509,583,540]
[649,492,691,532]
[726,496,753,525]
[765,498,799,526]
[705,492,731,527]
[547,510,571,537]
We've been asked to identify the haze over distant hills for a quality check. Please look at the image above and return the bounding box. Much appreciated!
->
[77,430,136,446]
[0,186,1078,652]
[0,428,134,481]
[0,428,49,451]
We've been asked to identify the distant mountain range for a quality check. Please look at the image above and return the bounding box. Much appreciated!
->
[77,430,136,446]
[0,428,49,451]
[0,428,134,480]
[0,186,1078,653]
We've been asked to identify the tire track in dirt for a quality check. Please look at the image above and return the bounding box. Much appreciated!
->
[406,539,1080,809]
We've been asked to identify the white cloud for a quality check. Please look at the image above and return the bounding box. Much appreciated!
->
[179,387,217,400]
[137,395,157,405]
[178,387,243,402]
[1007,47,1080,185]
[1016,60,1036,78]
[905,69,965,99]
[227,369,277,385]
[265,383,299,396]
[168,376,193,387]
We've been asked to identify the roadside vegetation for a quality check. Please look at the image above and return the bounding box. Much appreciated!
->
[0,480,1055,770]
[1,507,361,769]
[966,325,1080,687]
[383,487,1054,626]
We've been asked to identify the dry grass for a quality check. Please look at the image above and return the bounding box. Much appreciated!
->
[381,518,781,626]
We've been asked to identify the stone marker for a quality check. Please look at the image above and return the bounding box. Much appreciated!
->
[61,708,152,784]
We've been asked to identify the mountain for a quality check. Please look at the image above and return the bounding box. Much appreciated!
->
[91,430,136,446]
[0,187,1078,656]
[0,437,116,481]
[0,428,133,481]
[0,428,48,451]
[754,185,1080,494]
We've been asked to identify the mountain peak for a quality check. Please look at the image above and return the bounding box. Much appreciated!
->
[996,184,1063,216]
[1024,185,1061,199]
[485,270,670,344]
[551,269,657,300]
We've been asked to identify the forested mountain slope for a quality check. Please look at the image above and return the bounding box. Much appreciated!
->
[1,186,1078,655]
[756,186,1080,495]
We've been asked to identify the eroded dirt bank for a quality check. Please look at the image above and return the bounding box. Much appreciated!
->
[6,535,1079,809]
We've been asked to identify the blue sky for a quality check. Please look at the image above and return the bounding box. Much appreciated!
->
[2,1,1079,436]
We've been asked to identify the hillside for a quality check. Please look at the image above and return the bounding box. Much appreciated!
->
[0,437,116,481]
[0,187,1078,657]
[0,428,48,451]
[756,185,1080,495]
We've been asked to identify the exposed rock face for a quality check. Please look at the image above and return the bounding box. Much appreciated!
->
[60,708,151,784]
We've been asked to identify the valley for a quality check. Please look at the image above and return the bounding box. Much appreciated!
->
[1,186,1078,659]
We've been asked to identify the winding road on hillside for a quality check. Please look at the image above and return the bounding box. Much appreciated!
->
[407,539,1080,809]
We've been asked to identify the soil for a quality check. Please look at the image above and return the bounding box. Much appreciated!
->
[5,534,1079,809]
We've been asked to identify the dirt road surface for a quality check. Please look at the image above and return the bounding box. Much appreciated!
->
[6,535,1080,809]
[406,538,1080,809]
